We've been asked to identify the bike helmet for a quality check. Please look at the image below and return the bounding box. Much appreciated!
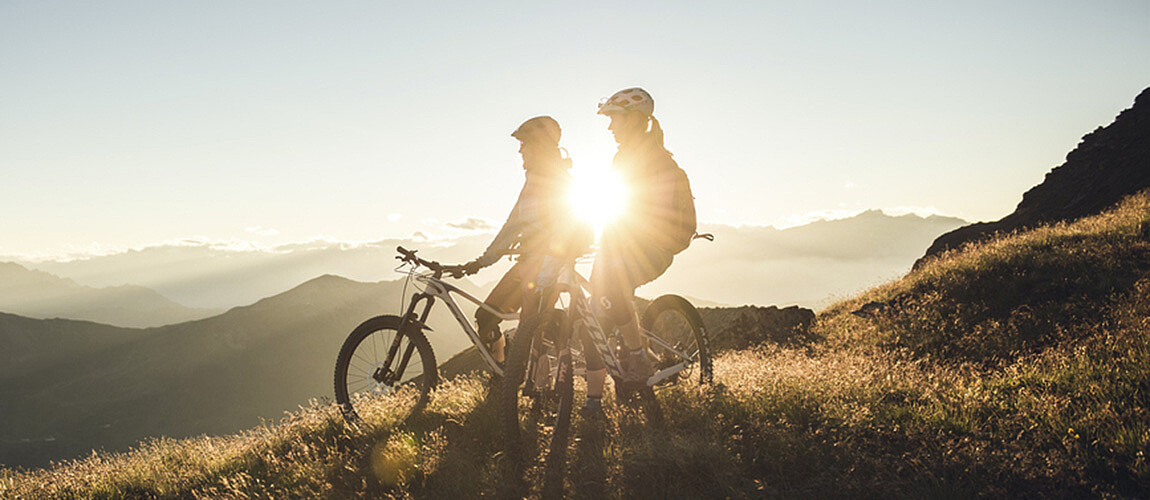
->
[511,115,561,145]
[597,87,654,116]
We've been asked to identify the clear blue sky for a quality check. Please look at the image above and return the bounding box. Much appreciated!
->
[2,0,1148,259]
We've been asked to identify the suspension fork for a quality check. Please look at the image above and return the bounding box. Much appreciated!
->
[556,310,575,385]
[379,292,436,384]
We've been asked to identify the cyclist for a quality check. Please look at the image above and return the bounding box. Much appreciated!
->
[463,116,592,367]
[583,87,696,414]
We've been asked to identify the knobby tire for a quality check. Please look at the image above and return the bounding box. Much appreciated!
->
[333,315,438,424]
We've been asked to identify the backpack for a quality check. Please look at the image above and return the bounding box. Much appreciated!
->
[664,166,697,255]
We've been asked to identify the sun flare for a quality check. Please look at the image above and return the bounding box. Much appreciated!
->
[569,164,628,239]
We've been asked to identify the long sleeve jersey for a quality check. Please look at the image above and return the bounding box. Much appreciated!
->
[477,160,585,266]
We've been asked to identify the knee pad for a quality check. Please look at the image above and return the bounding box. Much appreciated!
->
[475,307,501,343]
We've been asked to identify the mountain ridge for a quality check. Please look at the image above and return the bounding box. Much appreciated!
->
[0,262,221,328]
[920,86,1150,266]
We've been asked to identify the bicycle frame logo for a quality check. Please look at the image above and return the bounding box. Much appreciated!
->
[569,287,624,375]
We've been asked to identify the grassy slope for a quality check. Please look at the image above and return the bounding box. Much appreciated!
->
[4,193,1150,499]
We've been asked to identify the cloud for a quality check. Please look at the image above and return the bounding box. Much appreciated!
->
[245,226,281,237]
[446,217,495,231]
[387,213,402,222]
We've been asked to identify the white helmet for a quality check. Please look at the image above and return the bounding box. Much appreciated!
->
[597,87,654,116]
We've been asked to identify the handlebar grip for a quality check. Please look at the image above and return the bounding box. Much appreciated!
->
[396,246,417,262]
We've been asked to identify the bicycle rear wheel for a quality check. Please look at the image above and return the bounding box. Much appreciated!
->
[334,315,438,424]
[640,294,713,386]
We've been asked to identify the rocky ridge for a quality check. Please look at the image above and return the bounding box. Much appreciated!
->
[919,86,1150,266]
[439,303,816,379]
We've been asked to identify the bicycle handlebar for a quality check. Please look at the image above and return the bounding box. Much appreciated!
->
[396,246,467,279]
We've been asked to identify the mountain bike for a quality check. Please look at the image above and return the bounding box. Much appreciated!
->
[499,257,713,482]
[333,246,510,423]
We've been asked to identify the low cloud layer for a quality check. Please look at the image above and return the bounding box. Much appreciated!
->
[446,217,496,231]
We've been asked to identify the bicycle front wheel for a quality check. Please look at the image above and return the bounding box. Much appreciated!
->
[641,294,713,386]
[334,315,438,424]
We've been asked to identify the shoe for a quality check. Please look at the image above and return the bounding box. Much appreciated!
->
[579,399,606,421]
[620,347,654,383]
[577,402,607,445]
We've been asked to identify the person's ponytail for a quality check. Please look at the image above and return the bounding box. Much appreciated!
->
[558,147,573,170]
[648,116,671,155]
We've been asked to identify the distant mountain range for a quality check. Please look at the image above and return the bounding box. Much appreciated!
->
[0,275,477,469]
[12,234,495,310]
[642,211,966,307]
[0,262,221,328]
[9,210,966,315]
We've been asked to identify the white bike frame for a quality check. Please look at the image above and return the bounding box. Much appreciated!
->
[410,271,517,377]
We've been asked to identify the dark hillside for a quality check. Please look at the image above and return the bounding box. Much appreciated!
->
[921,86,1150,265]
[0,275,473,469]
[855,191,1150,365]
[0,314,151,379]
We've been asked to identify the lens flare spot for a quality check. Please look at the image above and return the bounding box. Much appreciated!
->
[570,165,628,239]
[371,432,419,486]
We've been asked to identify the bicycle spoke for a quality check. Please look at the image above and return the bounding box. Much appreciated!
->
[335,316,437,424]
[352,351,373,365]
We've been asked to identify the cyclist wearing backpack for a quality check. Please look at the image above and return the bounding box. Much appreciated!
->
[584,87,697,413]
[463,116,592,367]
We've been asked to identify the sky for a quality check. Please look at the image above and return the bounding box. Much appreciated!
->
[2,0,1149,260]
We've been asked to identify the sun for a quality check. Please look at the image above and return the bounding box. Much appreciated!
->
[569,163,628,239]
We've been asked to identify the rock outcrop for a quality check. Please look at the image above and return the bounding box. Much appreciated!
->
[699,305,816,351]
[438,303,817,379]
[918,86,1150,267]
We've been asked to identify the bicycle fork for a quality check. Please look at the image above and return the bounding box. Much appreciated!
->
[377,292,435,385]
